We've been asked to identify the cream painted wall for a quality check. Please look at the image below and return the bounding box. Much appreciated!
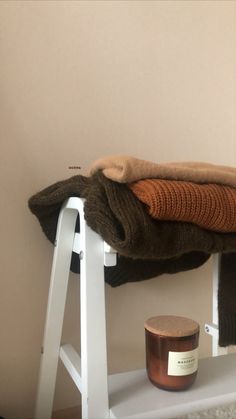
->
[0,1,236,417]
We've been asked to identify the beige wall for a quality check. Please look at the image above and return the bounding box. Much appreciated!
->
[0,1,236,417]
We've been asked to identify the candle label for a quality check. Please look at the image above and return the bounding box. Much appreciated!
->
[168,348,198,376]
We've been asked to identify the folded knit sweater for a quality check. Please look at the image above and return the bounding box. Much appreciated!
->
[28,172,236,345]
[89,155,236,187]
[129,179,236,232]
[29,172,236,260]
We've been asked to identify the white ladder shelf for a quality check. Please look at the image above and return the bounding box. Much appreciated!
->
[34,197,236,419]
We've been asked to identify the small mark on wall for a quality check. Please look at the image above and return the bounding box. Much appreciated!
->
[68,166,82,170]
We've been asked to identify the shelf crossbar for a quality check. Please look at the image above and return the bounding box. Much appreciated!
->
[59,344,82,393]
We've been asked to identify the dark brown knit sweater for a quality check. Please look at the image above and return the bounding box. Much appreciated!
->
[28,172,236,346]
[219,253,236,346]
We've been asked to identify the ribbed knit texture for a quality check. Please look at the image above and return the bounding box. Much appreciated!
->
[89,155,236,187]
[28,172,236,345]
[218,253,236,346]
[129,179,236,232]
[29,172,236,259]
[29,173,210,281]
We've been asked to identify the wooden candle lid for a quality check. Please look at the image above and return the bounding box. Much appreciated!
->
[144,315,200,337]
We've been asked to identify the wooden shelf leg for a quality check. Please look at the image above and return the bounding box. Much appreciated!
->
[34,202,78,419]
[79,202,109,419]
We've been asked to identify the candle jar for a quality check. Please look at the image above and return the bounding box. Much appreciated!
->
[145,315,200,391]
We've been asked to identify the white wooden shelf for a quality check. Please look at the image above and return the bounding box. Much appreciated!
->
[109,353,236,419]
[34,197,236,419]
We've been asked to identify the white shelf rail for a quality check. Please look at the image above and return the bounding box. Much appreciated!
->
[34,197,232,419]
[35,197,116,419]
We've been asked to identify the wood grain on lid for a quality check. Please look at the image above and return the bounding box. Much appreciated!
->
[144,315,200,337]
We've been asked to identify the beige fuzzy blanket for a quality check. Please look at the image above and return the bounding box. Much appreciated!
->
[89,155,236,187]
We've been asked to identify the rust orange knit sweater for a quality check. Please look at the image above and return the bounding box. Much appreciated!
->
[129,179,236,232]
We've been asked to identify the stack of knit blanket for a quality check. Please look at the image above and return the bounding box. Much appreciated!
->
[29,155,236,346]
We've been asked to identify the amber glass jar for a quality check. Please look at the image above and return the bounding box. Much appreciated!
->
[145,315,200,391]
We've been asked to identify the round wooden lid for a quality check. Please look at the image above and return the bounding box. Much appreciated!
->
[144,315,199,337]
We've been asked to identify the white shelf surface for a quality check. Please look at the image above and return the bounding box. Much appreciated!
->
[109,352,236,419]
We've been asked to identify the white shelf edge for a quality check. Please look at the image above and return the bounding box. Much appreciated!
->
[108,352,236,419]
[59,346,236,419]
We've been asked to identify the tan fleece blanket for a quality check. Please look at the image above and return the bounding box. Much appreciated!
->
[89,155,236,187]
[129,179,236,232]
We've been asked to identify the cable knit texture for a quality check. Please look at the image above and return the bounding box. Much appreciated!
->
[129,179,236,232]
[29,172,236,259]
[28,172,236,345]
[218,253,236,346]
[89,154,236,186]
